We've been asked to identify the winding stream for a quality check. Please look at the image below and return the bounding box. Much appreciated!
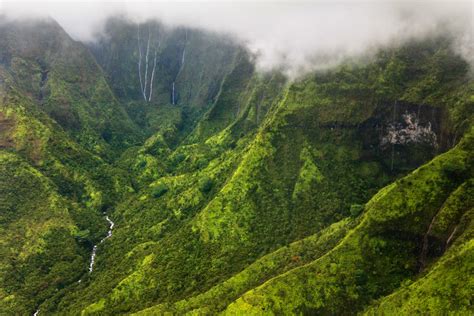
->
[89,215,115,273]
[33,215,115,315]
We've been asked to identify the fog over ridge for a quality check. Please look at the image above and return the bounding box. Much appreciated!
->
[2,0,473,77]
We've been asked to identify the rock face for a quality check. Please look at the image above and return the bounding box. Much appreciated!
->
[89,17,240,108]
[0,16,473,316]
[349,100,452,174]
[382,112,438,148]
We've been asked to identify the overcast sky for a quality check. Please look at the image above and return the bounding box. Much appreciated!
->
[1,0,472,76]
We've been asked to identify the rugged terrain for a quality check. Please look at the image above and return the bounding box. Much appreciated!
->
[0,16,472,315]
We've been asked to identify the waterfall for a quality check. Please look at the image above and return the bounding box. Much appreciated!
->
[177,34,186,78]
[148,49,158,102]
[172,30,188,106]
[181,46,186,68]
[143,28,151,99]
[137,24,146,101]
[390,101,397,171]
[179,29,187,72]
[137,23,160,102]
[88,245,98,273]
[446,226,458,247]
[88,215,115,273]
[172,82,175,105]
[29,215,115,315]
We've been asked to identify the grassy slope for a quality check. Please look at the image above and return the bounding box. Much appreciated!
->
[0,18,138,315]
[129,38,473,315]
[0,18,142,159]
[50,38,470,315]
[134,218,357,315]
[363,181,473,314]
[1,17,472,315]
[0,151,85,315]
[223,127,473,314]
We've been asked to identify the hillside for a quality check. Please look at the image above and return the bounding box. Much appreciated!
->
[0,16,472,315]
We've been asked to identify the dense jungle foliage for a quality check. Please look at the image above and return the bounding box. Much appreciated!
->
[0,16,472,315]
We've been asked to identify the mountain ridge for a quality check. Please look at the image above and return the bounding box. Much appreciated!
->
[0,16,472,315]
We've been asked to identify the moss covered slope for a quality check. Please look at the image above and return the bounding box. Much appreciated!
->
[0,16,472,315]
[0,18,142,158]
[44,36,471,315]
[0,18,138,315]
[223,127,473,314]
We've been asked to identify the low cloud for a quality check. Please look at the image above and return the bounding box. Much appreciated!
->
[2,0,473,77]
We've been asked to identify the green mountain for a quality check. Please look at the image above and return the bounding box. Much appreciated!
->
[0,16,472,315]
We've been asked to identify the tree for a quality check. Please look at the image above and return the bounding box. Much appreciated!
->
[350,204,364,217]
[199,176,213,193]
[152,183,168,198]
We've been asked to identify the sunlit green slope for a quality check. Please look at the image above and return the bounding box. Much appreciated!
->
[222,128,473,314]
[0,18,137,314]
[0,16,472,315]
[133,38,473,315]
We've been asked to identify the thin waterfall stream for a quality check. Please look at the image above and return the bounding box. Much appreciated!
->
[172,30,187,105]
[32,215,115,316]
[172,82,175,105]
[89,215,115,273]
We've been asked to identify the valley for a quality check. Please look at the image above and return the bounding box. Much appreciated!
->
[0,13,472,316]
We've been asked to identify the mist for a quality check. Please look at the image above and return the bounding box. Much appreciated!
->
[2,0,472,77]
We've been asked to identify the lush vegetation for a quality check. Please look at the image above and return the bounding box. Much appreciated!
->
[223,127,473,314]
[0,17,472,315]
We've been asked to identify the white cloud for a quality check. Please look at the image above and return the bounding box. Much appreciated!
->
[2,0,473,76]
